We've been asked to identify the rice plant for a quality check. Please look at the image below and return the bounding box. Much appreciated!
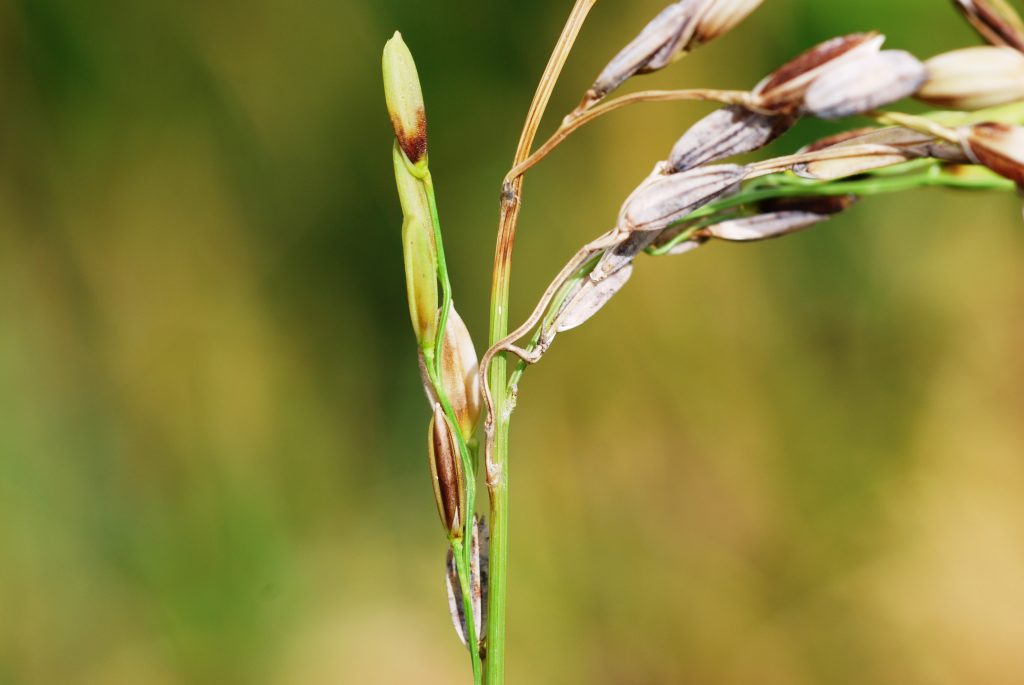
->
[383,1,1024,682]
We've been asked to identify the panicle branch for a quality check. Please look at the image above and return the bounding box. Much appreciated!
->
[483,3,1024,388]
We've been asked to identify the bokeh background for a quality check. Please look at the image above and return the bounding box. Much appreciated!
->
[2,0,1024,683]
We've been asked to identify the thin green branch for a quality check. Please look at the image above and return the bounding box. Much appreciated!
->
[421,171,484,684]
[649,163,1016,256]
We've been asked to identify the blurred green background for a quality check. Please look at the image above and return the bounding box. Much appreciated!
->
[2,1,1024,683]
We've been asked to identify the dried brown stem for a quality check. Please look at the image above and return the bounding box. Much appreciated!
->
[507,88,754,180]
[485,0,597,477]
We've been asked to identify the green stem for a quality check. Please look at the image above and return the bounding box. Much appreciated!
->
[485,309,510,685]
[422,171,484,684]
[484,417,509,682]
[925,101,1024,127]
[650,164,1016,256]
[423,171,452,379]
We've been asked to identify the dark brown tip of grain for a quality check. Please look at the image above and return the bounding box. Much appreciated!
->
[394,108,428,164]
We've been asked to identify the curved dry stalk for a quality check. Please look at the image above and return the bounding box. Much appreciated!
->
[507,88,755,180]
[486,0,597,478]
[486,0,597,476]
[481,229,623,427]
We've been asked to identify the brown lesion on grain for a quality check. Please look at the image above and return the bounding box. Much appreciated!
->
[393,108,428,164]
[757,32,878,95]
